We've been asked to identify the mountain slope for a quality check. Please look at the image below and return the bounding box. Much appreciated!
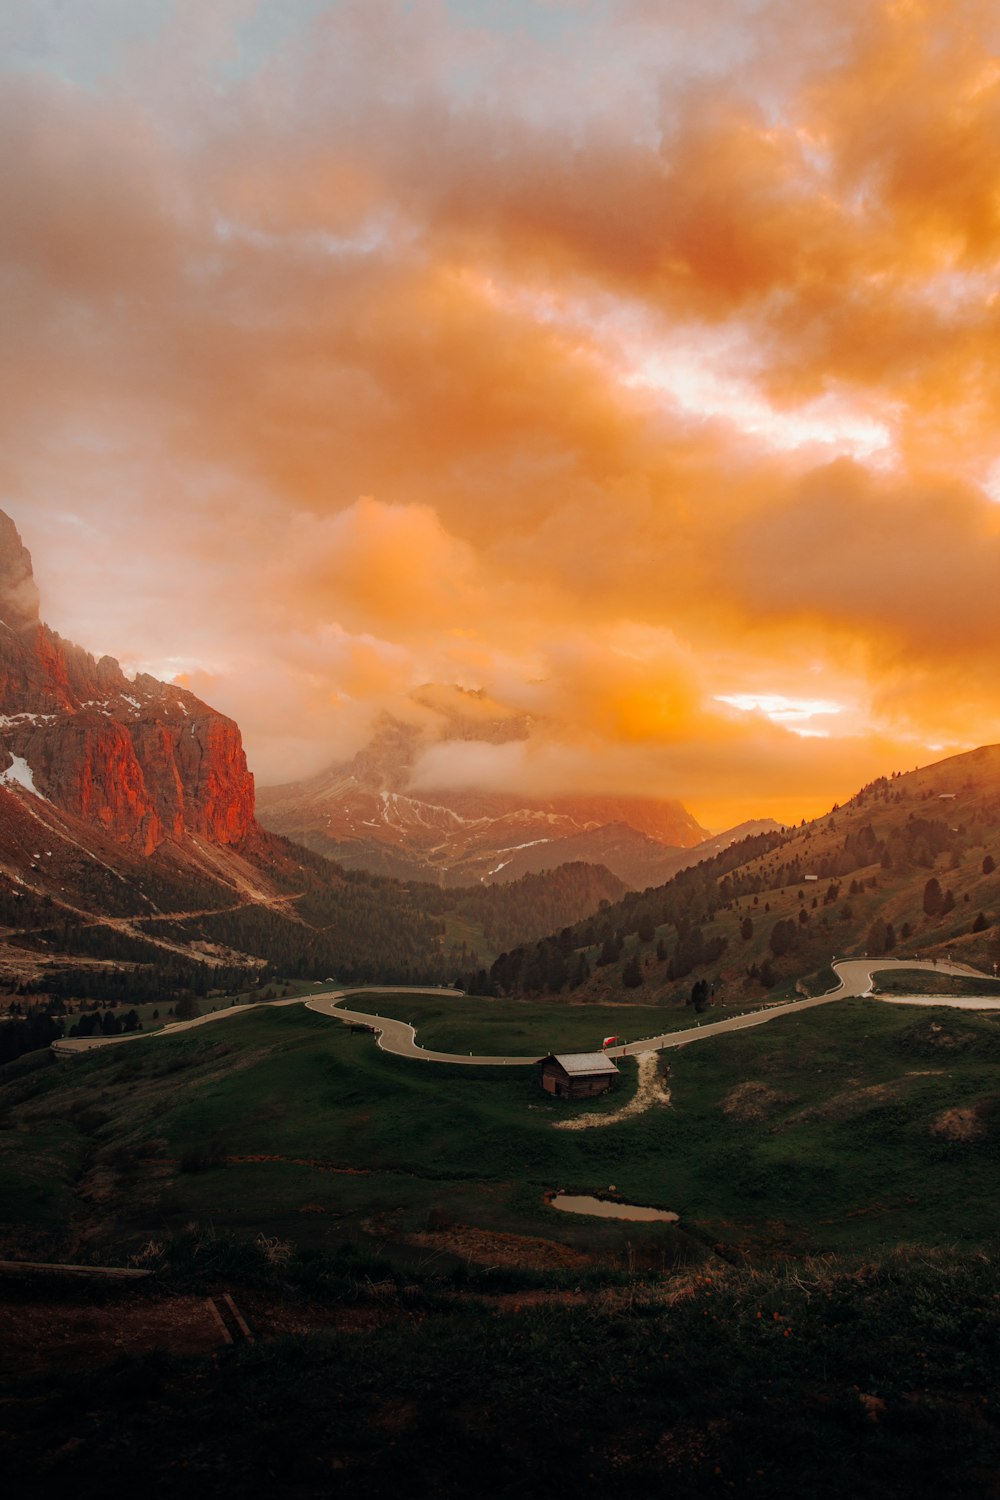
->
[456,745,1000,1004]
[482,816,781,888]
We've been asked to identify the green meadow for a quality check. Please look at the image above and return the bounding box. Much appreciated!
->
[2,994,999,1265]
[351,990,745,1054]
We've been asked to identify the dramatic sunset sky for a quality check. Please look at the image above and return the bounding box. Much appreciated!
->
[4,0,1000,828]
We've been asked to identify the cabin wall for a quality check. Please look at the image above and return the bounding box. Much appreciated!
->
[567,1075,613,1099]
[540,1063,614,1099]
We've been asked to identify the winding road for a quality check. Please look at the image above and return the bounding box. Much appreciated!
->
[51,959,999,1063]
[303,958,995,1066]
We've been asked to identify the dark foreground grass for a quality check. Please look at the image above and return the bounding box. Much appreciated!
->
[3,1240,999,1499]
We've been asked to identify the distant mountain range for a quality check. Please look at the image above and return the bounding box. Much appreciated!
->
[0,513,648,999]
[257,698,776,888]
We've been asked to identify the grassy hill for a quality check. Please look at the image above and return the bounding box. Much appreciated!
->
[462,744,1000,1009]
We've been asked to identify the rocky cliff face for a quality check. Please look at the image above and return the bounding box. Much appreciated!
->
[0,512,254,854]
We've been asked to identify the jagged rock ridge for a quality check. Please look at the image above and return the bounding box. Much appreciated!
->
[0,512,254,855]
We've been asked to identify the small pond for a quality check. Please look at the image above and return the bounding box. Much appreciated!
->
[550,1192,678,1223]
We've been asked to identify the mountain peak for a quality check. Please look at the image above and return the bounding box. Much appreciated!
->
[0,511,40,634]
[409,683,533,744]
[0,509,255,854]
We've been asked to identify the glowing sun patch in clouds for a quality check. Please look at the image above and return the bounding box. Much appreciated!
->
[982,459,1000,505]
[467,264,899,462]
[464,270,896,463]
[716,692,845,738]
[622,347,896,461]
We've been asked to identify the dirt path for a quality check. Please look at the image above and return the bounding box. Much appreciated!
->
[552,1051,671,1130]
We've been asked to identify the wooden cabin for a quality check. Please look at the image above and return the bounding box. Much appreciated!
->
[540,1052,619,1100]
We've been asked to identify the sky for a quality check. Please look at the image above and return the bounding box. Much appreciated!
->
[3,0,1000,830]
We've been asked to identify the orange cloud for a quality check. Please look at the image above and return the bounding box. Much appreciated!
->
[287,498,486,635]
[4,1,1000,822]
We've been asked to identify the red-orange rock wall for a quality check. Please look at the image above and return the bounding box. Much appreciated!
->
[168,715,256,845]
[129,712,255,847]
[22,716,164,856]
[0,510,258,855]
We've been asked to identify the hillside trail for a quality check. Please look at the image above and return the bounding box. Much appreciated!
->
[551,1050,671,1131]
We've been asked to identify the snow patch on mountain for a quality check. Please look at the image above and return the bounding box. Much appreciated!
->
[2,755,42,797]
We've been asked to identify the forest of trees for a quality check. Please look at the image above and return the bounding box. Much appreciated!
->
[446,862,626,949]
[0,1008,64,1065]
[456,829,787,998]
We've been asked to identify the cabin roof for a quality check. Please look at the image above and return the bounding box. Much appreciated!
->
[544,1051,620,1076]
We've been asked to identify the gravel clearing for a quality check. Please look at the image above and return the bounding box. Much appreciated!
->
[552,1051,671,1131]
